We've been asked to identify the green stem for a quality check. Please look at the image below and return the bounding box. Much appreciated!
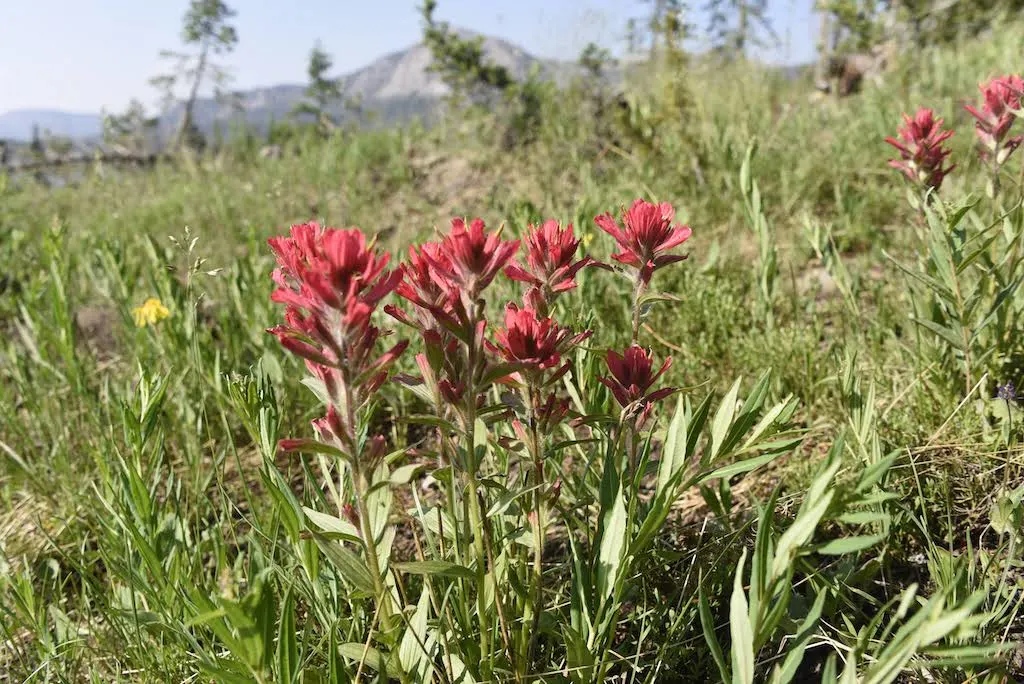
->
[465,432,491,677]
[991,143,1002,201]
[631,277,645,344]
[594,427,641,683]
[463,312,492,679]
[519,386,547,675]
[944,245,974,396]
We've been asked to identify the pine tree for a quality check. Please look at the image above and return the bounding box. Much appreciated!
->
[150,0,238,153]
[292,41,344,134]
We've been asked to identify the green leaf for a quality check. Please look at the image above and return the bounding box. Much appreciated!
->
[771,461,837,580]
[835,511,890,526]
[277,437,346,459]
[390,462,426,486]
[697,450,781,486]
[730,550,755,684]
[813,533,886,555]
[689,393,715,466]
[412,507,456,541]
[770,591,827,684]
[700,581,731,683]
[448,652,478,683]
[657,394,687,492]
[710,377,743,461]
[338,642,394,677]
[303,507,360,542]
[884,251,955,301]
[398,590,435,681]
[485,481,544,518]
[855,454,896,493]
[309,530,376,597]
[276,588,298,684]
[596,482,627,601]
[910,317,966,351]
[300,375,333,405]
[392,560,476,580]
[480,361,527,386]
[739,396,797,453]
[197,659,260,684]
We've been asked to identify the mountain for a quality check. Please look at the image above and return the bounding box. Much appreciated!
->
[0,109,103,141]
[156,31,584,139]
[2,31,583,143]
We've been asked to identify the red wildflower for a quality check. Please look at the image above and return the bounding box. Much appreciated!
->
[386,241,459,333]
[426,217,520,300]
[504,220,593,310]
[884,108,956,192]
[595,199,692,285]
[599,344,676,417]
[268,223,400,328]
[488,303,591,375]
[267,222,407,451]
[965,75,1024,162]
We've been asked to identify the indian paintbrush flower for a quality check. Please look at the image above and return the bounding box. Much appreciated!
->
[965,74,1024,165]
[488,303,591,381]
[267,222,407,459]
[599,344,676,427]
[386,241,459,334]
[424,217,520,304]
[503,219,594,315]
[267,221,409,633]
[884,108,956,195]
[595,199,692,286]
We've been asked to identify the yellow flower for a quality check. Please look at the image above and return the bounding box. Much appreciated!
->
[132,298,171,328]
[582,231,595,248]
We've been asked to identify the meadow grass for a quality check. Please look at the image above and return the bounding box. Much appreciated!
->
[1,21,1023,683]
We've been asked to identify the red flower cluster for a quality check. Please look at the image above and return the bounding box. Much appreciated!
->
[489,303,591,379]
[965,74,1024,163]
[885,108,956,192]
[267,222,407,452]
[389,217,519,334]
[387,242,458,334]
[599,344,676,425]
[595,199,692,285]
[504,220,593,314]
[389,217,524,409]
[432,217,520,301]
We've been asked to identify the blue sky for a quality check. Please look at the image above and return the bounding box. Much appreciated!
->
[0,1,818,114]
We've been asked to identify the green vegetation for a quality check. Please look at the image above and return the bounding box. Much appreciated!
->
[2,9,1024,683]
